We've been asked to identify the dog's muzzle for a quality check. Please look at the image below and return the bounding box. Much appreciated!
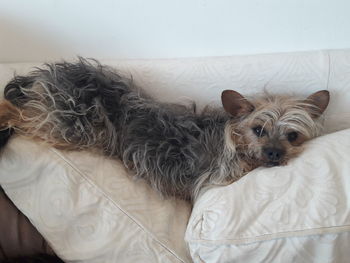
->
[263,147,285,167]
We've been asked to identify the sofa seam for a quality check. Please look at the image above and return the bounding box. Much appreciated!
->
[187,224,350,245]
[48,148,188,263]
[326,49,331,90]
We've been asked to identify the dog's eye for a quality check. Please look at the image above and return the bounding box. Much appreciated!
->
[252,126,266,137]
[287,131,298,142]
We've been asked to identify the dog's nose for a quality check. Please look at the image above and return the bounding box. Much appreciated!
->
[263,147,285,162]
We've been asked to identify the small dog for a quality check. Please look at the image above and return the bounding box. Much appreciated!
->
[0,58,329,201]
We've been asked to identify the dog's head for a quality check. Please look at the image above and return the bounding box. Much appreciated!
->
[222,90,330,168]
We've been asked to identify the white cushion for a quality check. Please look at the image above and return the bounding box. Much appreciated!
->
[0,137,192,263]
[1,50,350,262]
[185,128,350,263]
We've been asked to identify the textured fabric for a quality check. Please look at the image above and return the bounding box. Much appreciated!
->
[1,50,350,262]
[0,138,192,263]
[186,128,350,263]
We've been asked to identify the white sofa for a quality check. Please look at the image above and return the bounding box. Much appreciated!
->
[0,49,350,263]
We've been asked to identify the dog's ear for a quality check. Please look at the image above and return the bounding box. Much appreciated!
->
[221,90,254,117]
[303,90,330,118]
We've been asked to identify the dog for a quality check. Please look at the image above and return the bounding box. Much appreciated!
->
[0,58,330,202]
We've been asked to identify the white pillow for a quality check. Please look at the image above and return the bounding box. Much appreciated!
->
[185,129,350,263]
[0,137,192,263]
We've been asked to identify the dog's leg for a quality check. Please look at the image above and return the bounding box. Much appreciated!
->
[0,98,78,151]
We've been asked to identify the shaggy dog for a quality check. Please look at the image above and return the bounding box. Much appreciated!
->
[0,59,329,202]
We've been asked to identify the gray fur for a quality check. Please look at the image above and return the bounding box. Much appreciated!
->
[4,58,237,201]
[3,58,326,201]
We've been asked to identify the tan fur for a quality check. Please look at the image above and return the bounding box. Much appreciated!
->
[0,91,327,172]
[222,91,329,172]
[0,100,74,150]
[0,86,329,200]
[0,101,22,128]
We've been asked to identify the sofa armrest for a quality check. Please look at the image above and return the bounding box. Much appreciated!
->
[0,188,54,260]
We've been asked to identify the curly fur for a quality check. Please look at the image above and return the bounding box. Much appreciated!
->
[2,59,238,200]
[0,58,328,201]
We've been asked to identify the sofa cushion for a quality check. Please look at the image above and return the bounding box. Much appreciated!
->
[0,137,192,263]
[185,128,350,263]
[1,50,350,262]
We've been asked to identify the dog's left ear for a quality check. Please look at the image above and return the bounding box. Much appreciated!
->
[221,90,255,117]
[303,90,330,118]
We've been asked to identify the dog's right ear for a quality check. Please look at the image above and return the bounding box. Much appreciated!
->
[221,90,254,117]
[303,90,330,118]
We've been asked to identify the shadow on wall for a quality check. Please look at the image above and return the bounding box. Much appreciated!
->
[0,16,75,63]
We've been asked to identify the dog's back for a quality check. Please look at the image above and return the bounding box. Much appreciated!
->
[1,59,231,200]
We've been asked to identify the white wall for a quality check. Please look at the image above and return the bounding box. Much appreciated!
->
[1,0,350,62]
